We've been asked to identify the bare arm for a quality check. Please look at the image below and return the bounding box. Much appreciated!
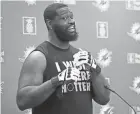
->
[91,70,111,105]
[16,51,61,111]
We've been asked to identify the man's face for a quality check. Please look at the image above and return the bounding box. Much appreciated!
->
[51,7,78,42]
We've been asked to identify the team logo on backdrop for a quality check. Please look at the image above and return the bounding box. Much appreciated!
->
[99,104,114,114]
[54,0,63,3]
[23,17,37,35]
[0,50,4,63]
[55,61,91,94]
[130,76,140,95]
[19,46,36,63]
[126,0,140,10]
[54,0,76,5]
[25,0,36,6]
[97,48,112,68]
[97,21,108,38]
[25,109,32,114]
[129,106,140,114]
[127,53,140,64]
[92,0,110,12]
[0,81,4,94]
[0,17,3,30]
[128,23,140,41]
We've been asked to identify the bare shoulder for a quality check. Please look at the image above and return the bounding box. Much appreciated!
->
[18,51,47,90]
[23,51,47,70]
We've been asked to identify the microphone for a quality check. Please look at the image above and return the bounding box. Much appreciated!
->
[104,85,137,114]
[83,62,136,113]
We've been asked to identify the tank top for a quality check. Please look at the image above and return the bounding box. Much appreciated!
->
[32,41,93,114]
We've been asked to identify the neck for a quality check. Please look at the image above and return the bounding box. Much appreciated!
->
[48,31,70,49]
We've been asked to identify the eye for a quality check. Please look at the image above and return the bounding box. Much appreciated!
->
[70,16,73,19]
[62,17,67,20]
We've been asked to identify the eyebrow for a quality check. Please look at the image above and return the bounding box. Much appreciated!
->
[56,7,73,16]
[61,12,73,16]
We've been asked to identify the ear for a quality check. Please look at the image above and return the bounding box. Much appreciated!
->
[45,19,52,30]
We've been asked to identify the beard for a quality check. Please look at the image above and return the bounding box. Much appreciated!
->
[53,24,78,42]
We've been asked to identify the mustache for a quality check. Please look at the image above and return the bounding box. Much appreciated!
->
[66,23,76,30]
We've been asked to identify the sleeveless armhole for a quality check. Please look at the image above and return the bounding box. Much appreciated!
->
[34,46,48,61]
[33,42,49,82]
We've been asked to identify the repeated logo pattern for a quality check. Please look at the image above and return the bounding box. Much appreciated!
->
[0,50,4,63]
[0,17,3,30]
[19,46,36,63]
[54,0,76,5]
[130,76,140,95]
[126,0,140,11]
[22,17,37,35]
[25,0,36,6]
[127,53,140,64]
[96,21,108,39]
[0,1,140,114]
[92,0,110,12]
[128,22,140,41]
[97,48,112,68]
[0,81,4,94]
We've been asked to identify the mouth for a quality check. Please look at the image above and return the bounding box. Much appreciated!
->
[67,25,76,33]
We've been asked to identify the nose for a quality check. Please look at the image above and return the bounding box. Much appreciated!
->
[68,18,75,25]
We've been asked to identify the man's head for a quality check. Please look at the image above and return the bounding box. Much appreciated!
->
[44,3,78,42]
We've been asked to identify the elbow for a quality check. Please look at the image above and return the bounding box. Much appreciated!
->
[100,89,111,105]
[99,97,110,105]
[93,96,110,105]
[17,103,26,111]
[16,100,26,111]
[16,94,28,111]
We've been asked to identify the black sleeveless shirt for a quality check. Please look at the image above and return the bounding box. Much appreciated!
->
[32,41,93,114]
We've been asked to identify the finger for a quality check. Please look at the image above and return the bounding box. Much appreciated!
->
[70,74,79,82]
[78,48,88,54]
[77,56,89,63]
[73,51,88,59]
[75,61,87,66]
[71,69,80,75]
[74,54,88,61]
[77,50,88,55]
[72,70,80,76]
[79,48,83,51]
[67,67,72,74]
[78,54,88,58]
[66,67,72,79]
[71,74,79,79]
[78,55,89,60]
[91,60,97,69]
[72,68,80,74]
[72,77,78,82]
[78,51,88,55]
[72,75,80,82]
[73,53,79,58]
[74,56,90,67]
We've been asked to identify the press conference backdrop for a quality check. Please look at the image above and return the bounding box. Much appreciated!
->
[1,1,140,114]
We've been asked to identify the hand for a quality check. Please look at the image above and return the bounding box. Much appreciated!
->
[73,49,101,73]
[73,49,97,68]
[57,67,80,82]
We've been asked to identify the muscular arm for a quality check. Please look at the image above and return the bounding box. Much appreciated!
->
[91,69,111,105]
[16,51,60,111]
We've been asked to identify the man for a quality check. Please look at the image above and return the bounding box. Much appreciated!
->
[16,3,110,114]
